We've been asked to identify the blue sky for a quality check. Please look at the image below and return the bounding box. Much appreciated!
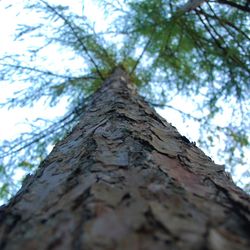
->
[0,0,249,192]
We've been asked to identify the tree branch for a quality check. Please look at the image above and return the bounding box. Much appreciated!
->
[129,37,152,76]
[195,8,250,41]
[39,0,105,80]
[179,0,207,12]
[217,0,250,13]
[0,63,73,79]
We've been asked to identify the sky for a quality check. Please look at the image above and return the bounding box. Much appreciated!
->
[0,0,249,195]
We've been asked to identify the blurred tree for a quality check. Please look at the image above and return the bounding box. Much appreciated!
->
[0,0,249,200]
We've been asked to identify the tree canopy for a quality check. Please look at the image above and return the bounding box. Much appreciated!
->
[0,0,249,200]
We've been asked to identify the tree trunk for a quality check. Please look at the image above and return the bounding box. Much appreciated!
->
[0,67,249,250]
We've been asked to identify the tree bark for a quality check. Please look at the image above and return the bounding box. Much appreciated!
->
[179,0,207,13]
[0,67,249,250]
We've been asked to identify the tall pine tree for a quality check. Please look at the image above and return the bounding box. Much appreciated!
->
[0,67,249,250]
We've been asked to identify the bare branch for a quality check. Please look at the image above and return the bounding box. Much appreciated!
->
[39,0,105,80]
[129,37,152,76]
[217,0,250,13]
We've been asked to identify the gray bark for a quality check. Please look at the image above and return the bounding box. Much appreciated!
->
[179,0,207,12]
[0,67,249,250]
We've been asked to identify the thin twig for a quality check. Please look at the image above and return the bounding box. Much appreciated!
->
[129,36,152,76]
[39,0,105,80]
[0,63,74,79]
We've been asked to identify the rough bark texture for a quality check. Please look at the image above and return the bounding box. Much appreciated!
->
[0,67,249,250]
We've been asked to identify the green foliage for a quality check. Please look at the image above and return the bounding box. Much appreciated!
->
[0,0,249,201]
[0,183,9,201]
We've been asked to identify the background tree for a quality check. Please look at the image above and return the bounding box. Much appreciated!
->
[0,0,249,200]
